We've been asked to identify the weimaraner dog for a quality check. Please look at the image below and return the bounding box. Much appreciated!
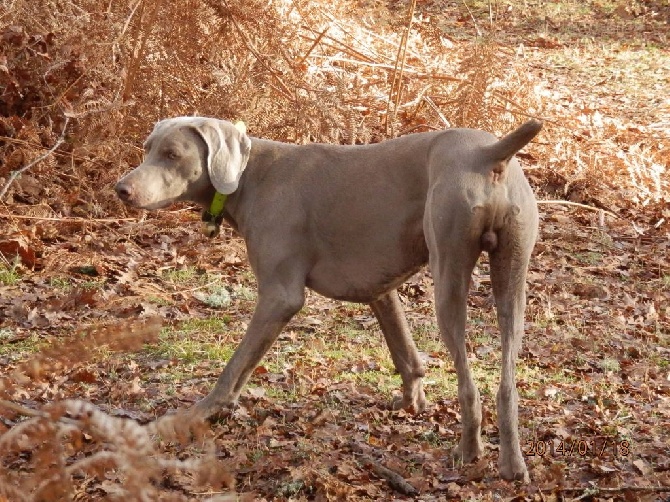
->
[116,116,542,482]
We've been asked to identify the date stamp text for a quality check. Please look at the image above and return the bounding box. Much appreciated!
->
[524,438,630,458]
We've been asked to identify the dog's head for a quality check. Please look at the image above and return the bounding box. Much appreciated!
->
[115,117,251,210]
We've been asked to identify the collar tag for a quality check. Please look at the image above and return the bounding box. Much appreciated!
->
[201,192,227,238]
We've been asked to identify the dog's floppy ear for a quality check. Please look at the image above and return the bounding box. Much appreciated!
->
[191,118,251,194]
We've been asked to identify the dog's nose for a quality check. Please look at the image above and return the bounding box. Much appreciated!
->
[115,182,132,201]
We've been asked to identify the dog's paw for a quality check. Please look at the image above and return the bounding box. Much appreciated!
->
[191,395,236,423]
[391,389,427,414]
[453,436,485,464]
[499,454,529,483]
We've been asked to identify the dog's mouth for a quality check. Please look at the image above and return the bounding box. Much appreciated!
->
[115,175,179,211]
[117,194,175,211]
[135,198,175,211]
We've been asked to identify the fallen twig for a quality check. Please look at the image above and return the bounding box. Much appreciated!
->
[0,117,69,202]
[349,441,418,496]
[536,199,619,219]
[561,484,670,500]
[359,454,418,496]
[0,213,138,222]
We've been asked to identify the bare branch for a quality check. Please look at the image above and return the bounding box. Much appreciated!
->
[0,117,69,202]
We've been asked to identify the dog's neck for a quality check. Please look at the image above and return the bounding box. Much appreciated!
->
[198,168,249,237]
[199,140,272,237]
[200,191,228,238]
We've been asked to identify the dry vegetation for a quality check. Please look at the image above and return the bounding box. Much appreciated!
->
[0,0,669,500]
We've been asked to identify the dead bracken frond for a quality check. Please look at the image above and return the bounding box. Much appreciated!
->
[0,319,231,500]
[0,399,229,500]
[0,317,162,400]
[449,38,504,130]
[0,0,666,219]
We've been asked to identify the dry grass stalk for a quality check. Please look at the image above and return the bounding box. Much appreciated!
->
[385,0,418,136]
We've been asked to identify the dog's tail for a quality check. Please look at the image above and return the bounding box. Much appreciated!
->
[484,119,543,173]
[478,119,542,253]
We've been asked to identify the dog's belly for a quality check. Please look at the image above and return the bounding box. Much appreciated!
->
[307,265,425,303]
[305,233,429,303]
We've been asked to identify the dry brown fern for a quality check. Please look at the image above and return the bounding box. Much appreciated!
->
[0,318,234,501]
[0,317,162,401]
[448,38,506,130]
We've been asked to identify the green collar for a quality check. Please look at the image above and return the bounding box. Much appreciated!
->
[209,192,228,216]
[201,192,228,238]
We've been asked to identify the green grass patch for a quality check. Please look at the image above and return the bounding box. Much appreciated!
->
[0,330,44,361]
[0,261,20,286]
[146,295,173,306]
[180,317,231,333]
[161,266,201,285]
[259,385,302,403]
[149,317,236,363]
[653,353,669,370]
[47,276,106,291]
[574,251,603,266]
[599,357,620,372]
[337,370,400,394]
[413,321,440,340]
[49,277,72,290]
[80,279,106,290]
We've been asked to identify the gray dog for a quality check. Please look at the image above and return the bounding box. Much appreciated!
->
[116,117,542,482]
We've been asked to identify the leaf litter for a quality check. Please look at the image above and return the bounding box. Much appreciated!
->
[1,0,669,500]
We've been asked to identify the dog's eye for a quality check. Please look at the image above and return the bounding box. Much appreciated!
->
[166,150,179,160]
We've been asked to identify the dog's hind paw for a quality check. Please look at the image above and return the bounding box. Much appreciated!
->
[499,455,529,483]
[453,436,484,464]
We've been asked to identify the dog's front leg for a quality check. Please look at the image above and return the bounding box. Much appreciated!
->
[370,291,426,413]
[193,287,305,418]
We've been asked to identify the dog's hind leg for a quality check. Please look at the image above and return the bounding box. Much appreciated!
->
[425,187,484,465]
[489,219,536,483]
[431,258,484,464]
[370,290,426,413]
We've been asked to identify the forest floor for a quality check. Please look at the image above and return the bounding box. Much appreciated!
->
[1,1,669,500]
